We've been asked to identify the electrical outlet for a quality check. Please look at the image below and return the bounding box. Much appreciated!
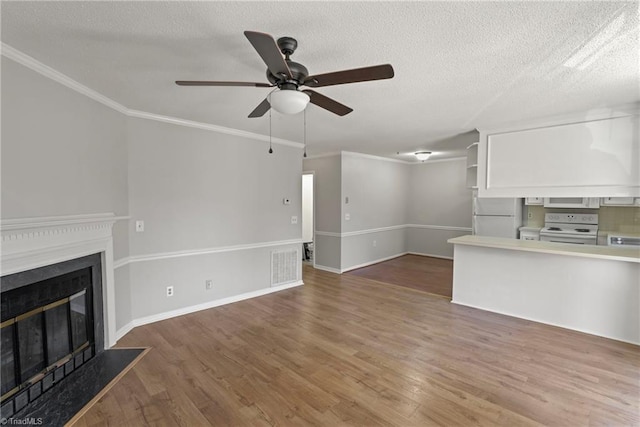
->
[528,212,533,219]
[205,280,213,290]
[166,286,174,297]
[373,240,377,247]
[291,216,298,224]
[345,213,350,221]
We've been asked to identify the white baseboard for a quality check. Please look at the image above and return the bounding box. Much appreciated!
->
[407,251,454,260]
[115,280,304,339]
[115,322,135,343]
[315,252,437,274]
[341,252,408,273]
[312,264,342,274]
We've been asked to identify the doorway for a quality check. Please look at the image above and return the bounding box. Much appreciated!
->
[302,172,314,266]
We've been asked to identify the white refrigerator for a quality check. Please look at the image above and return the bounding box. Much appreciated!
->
[472,192,522,239]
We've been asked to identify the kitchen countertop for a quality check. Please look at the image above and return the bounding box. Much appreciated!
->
[448,235,640,263]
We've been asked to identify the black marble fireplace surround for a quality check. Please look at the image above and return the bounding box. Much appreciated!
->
[0,253,104,419]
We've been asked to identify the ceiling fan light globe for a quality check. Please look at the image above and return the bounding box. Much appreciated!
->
[270,90,310,115]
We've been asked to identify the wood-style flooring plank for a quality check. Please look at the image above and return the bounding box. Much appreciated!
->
[75,264,639,426]
[346,254,453,297]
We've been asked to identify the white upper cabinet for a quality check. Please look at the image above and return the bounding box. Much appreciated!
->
[525,197,543,205]
[601,197,640,206]
[477,113,640,197]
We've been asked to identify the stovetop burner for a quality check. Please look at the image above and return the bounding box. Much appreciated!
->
[540,213,599,244]
[542,226,596,234]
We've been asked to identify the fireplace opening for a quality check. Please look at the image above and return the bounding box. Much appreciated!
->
[0,254,102,417]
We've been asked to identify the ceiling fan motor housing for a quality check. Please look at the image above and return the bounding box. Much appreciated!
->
[267,60,309,87]
[265,36,309,88]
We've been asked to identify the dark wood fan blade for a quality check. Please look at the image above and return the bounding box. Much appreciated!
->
[248,98,271,118]
[304,64,394,88]
[303,90,353,116]
[176,81,273,87]
[244,31,292,79]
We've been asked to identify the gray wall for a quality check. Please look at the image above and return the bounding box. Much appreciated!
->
[2,57,303,335]
[341,153,408,231]
[407,158,471,226]
[407,158,472,258]
[126,117,303,320]
[302,155,342,271]
[302,155,342,233]
[1,58,128,221]
[340,153,409,269]
[303,153,471,271]
[1,58,133,330]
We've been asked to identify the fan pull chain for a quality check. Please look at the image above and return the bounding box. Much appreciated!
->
[303,109,307,158]
[268,107,273,154]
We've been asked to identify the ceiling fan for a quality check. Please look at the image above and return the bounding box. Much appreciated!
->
[176,31,395,118]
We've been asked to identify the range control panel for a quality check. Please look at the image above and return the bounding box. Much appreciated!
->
[544,213,598,225]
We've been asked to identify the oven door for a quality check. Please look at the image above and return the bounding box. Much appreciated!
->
[539,233,596,245]
[543,197,600,208]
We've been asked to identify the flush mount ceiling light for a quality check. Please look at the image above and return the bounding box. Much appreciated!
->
[415,151,432,161]
[269,89,310,115]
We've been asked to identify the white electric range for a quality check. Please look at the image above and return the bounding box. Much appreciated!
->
[539,213,598,245]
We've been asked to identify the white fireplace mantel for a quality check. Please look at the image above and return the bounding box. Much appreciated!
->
[1,213,129,348]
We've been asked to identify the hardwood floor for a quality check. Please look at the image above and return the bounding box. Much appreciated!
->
[74,265,639,426]
[347,254,453,298]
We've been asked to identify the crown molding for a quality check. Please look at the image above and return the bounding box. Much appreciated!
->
[477,104,640,136]
[339,150,465,165]
[2,43,128,114]
[127,110,303,149]
[1,43,303,149]
[303,151,342,160]
[341,151,411,164]
[1,213,129,231]
[409,156,467,164]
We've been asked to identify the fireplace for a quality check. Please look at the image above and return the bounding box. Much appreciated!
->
[0,213,121,419]
[1,254,103,416]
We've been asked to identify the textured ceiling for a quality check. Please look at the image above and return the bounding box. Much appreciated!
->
[2,1,639,161]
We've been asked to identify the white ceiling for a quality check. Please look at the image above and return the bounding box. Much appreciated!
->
[2,1,638,161]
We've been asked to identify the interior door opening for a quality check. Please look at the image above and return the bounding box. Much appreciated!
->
[302,172,314,267]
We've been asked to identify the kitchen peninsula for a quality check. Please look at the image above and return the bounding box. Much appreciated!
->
[448,235,640,344]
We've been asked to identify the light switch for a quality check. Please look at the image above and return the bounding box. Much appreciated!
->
[291,216,298,224]
[135,220,144,232]
[345,213,350,221]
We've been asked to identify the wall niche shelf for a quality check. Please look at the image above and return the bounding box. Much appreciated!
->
[466,143,479,189]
